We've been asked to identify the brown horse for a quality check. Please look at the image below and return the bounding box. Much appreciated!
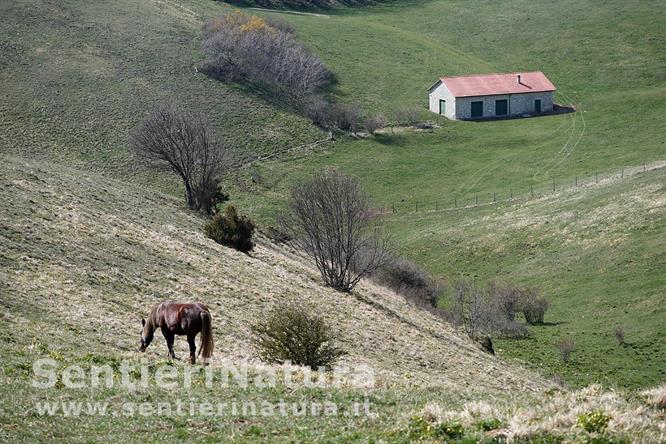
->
[139,301,214,364]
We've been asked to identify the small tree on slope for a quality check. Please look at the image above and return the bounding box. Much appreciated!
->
[280,169,388,292]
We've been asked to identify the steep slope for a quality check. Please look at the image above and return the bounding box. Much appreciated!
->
[0,155,543,393]
[1,155,664,444]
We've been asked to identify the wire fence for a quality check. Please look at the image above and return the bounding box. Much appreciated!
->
[376,160,664,216]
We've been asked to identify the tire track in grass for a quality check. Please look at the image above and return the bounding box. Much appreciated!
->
[455,107,576,195]
[542,96,587,177]
[532,90,585,180]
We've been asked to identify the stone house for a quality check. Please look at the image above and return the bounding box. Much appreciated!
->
[428,71,556,120]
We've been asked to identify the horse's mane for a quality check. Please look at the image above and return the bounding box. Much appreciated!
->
[144,302,161,332]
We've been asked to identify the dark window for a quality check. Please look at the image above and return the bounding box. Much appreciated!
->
[495,99,508,116]
[534,99,542,114]
[439,99,446,115]
[471,101,483,118]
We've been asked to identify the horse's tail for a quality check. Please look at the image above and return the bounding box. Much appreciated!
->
[198,310,214,361]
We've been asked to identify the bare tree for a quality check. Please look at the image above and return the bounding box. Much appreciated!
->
[451,281,487,339]
[330,103,364,134]
[280,169,387,292]
[365,114,386,135]
[447,281,531,339]
[130,103,231,215]
[557,336,576,363]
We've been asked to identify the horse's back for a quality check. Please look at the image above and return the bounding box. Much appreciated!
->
[157,301,210,334]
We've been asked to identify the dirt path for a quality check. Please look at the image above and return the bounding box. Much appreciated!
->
[247,7,330,18]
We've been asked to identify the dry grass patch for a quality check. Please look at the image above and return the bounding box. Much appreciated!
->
[414,384,666,442]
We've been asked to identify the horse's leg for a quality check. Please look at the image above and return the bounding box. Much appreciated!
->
[162,327,176,360]
[187,334,196,365]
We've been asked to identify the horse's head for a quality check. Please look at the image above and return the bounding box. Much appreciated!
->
[139,318,154,352]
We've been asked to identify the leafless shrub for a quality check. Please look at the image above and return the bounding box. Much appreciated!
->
[252,302,345,369]
[264,17,295,34]
[557,336,576,363]
[330,103,364,134]
[488,282,521,322]
[521,288,549,324]
[365,253,443,307]
[446,281,531,339]
[280,169,388,292]
[614,326,625,346]
[449,281,487,339]
[262,225,291,244]
[202,12,330,104]
[414,122,435,130]
[487,283,549,325]
[365,114,387,135]
[130,103,231,215]
[303,95,333,128]
[305,100,367,133]
[393,107,420,127]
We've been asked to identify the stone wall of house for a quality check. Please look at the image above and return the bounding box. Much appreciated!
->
[452,91,554,120]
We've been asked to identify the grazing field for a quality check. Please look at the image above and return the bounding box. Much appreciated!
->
[0,0,323,193]
[0,156,539,442]
[230,0,666,388]
[1,1,665,440]
[2,156,664,443]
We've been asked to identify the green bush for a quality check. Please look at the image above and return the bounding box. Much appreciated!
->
[204,205,255,253]
[577,410,611,433]
[476,418,502,432]
[404,416,465,441]
[251,302,345,369]
[433,422,464,439]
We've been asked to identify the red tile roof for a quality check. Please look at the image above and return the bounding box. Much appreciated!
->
[440,71,556,97]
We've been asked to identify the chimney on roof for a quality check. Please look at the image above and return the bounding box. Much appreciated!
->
[517,74,522,85]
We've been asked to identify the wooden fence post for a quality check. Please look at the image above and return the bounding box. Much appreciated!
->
[392,203,396,213]
[454,197,457,208]
[475,195,478,205]
[493,192,496,202]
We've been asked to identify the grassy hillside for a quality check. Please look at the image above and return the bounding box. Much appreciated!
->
[241,0,665,202]
[228,0,666,388]
[2,156,665,442]
[0,0,323,193]
[1,0,665,439]
[0,155,541,442]
[233,148,666,389]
